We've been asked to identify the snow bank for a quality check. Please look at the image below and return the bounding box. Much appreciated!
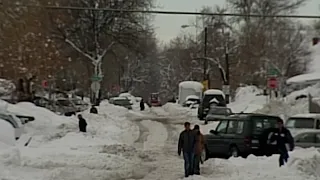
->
[257,84,320,118]
[228,86,266,113]
[0,79,15,96]
[0,100,145,180]
[308,43,320,73]
[192,148,319,180]
[0,120,15,151]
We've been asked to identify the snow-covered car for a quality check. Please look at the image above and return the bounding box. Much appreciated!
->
[205,107,233,124]
[0,111,24,140]
[70,98,89,112]
[198,89,226,120]
[109,97,133,110]
[182,95,200,107]
[285,113,320,136]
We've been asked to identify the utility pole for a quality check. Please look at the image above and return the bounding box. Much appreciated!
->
[224,42,230,104]
[203,27,209,89]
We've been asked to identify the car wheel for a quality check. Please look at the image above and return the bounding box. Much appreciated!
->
[201,146,209,161]
[229,146,240,158]
[204,119,208,125]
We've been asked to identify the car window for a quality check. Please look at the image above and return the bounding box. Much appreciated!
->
[208,108,232,115]
[227,121,244,134]
[316,134,320,143]
[286,118,315,129]
[297,133,315,143]
[252,116,278,134]
[216,120,228,133]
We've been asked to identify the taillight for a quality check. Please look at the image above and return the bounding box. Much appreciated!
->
[244,136,251,146]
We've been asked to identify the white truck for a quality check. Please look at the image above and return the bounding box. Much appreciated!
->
[178,81,203,105]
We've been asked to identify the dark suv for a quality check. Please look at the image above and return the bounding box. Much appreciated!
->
[203,113,281,160]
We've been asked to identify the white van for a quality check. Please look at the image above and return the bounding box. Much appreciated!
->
[0,111,24,140]
[285,113,320,136]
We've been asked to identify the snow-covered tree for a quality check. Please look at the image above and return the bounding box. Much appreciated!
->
[50,0,154,80]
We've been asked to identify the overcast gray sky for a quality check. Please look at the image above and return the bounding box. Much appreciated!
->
[153,0,319,42]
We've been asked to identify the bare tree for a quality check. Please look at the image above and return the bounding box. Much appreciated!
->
[50,0,154,80]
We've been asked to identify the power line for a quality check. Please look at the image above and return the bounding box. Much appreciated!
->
[2,3,320,19]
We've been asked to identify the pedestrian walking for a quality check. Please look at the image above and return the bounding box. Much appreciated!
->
[78,114,87,132]
[269,119,294,167]
[140,98,145,111]
[193,124,204,175]
[178,122,196,177]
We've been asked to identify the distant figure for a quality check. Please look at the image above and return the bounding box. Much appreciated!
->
[140,99,145,111]
[90,105,98,114]
[78,114,87,132]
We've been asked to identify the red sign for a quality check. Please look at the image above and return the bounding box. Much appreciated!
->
[268,77,277,88]
[42,80,48,88]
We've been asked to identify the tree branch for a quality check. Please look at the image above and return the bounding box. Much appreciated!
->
[65,38,96,62]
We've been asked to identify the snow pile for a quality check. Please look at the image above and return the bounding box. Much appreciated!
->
[0,79,15,96]
[162,103,194,117]
[0,100,148,180]
[257,84,320,117]
[229,85,267,113]
[193,148,319,180]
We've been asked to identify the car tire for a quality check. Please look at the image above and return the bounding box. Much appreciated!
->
[229,145,240,158]
[204,119,208,125]
[202,145,209,161]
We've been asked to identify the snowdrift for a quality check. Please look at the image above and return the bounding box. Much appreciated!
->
[0,99,147,180]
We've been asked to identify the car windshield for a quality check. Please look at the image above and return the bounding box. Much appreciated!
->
[286,118,315,129]
[208,107,232,115]
[114,99,131,105]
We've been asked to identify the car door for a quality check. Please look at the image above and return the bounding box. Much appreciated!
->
[295,133,316,148]
[207,120,229,154]
[314,133,320,148]
[224,120,245,151]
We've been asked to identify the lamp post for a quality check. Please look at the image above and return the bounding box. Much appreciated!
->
[181,24,210,88]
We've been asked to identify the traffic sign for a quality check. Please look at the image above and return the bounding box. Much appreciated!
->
[222,85,230,95]
[42,80,48,88]
[91,75,103,82]
[202,80,208,91]
[268,77,277,89]
[91,82,101,92]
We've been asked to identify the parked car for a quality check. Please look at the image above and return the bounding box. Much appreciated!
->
[292,130,320,148]
[198,89,226,120]
[33,96,79,116]
[148,93,161,107]
[182,95,200,107]
[205,107,233,124]
[285,113,320,136]
[203,113,281,160]
[109,97,133,110]
[0,111,24,140]
[70,98,89,112]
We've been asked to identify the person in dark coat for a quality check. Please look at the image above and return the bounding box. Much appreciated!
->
[193,125,204,175]
[178,122,196,177]
[269,119,294,167]
[78,114,87,132]
[90,105,98,114]
[140,99,145,111]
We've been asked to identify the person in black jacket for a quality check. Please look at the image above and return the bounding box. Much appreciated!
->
[90,105,98,114]
[178,122,196,177]
[140,99,145,111]
[78,114,87,132]
[269,119,294,167]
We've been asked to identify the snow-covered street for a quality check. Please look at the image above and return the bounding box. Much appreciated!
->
[1,86,320,180]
